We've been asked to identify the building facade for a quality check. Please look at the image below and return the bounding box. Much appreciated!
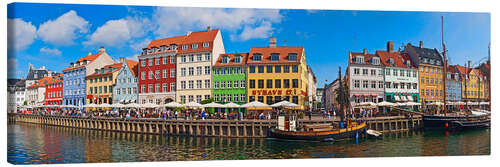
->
[316,88,323,109]
[246,38,308,109]
[86,63,122,105]
[307,65,317,110]
[347,49,385,105]
[405,42,444,104]
[323,79,341,111]
[175,28,225,104]
[26,76,52,105]
[25,64,57,87]
[45,74,64,105]
[7,78,25,112]
[456,63,487,102]
[113,58,139,104]
[63,47,115,106]
[212,53,248,104]
[377,42,419,103]
[446,65,462,102]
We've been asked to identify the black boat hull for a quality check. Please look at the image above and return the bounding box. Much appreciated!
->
[423,115,490,130]
[269,127,367,141]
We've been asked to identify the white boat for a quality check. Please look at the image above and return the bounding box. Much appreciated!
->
[366,129,382,137]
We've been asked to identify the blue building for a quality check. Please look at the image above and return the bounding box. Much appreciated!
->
[62,47,115,107]
[446,65,462,102]
[113,58,139,104]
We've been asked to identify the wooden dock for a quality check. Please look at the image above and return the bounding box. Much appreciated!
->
[7,114,422,137]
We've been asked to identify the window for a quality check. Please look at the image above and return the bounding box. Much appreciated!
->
[386,69,390,75]
[371,69,376,76]
[275,79,281,88]
[266,96,273,105]
[292,65,298,73]
[227,81,232,88]
[205,66,210,75]
[283,79,290,88]
[205,80,210,88]
[155,84,160,92]
[155,70,160,79]
[240,80,245,88]
[228,67,233,74]
[249,80,255,88]
[385,82,391,89]
[354,68,360,75]
[203,42,209,48]
[148,84,153,93]
[258,80,264,88]
[258,96,264,103]
[234,55,241,63]
[292,79,299,88]
[163,56,168,64]
[378,81,384,88]
[363,80,368,88]
[148,58,153,66]
[221,55,229,64]
[249,96,255,102]
[189,54,194,62]
[181,55,186,63]
[253,53,262,61]
[188,67,194,76]
[204,53,210,61]
[284,65,290,73]
[192,44,198,49]
[271,53,280,61]
[221,81,226,89]
[170,69,175,78]
[170,56,175,64]
[371,81,376,88]
[149,71,153,80]
[188,81,194,89]
[163,69,168,78]
[189,95,194,102]
[394,83,399,89]
[182,44,188,50]
[363,69,368,75]
[234,80,239,88]
[292,96,298,105]
[413,83,417,89]
[155,58,160,65]
[141,85,146,93]
[258,66,264,73]
[249,66,255,73]
[196,80,202,89]
[275,66,281,73]
[196,66,202,75]
[354,80,360,88]
[180,96,186,103]
[266,79,273,88]
[288,53,298,61]
[181,81,186,90]
[141,60,146,67]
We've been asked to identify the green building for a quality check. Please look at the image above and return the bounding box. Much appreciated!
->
[212,53,249,113]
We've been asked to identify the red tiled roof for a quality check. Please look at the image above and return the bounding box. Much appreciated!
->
[214,53,249,67]
[376,51,416,68]
[145,29,219,54]
[447,65,457,73]
[87,63,123,78]
[350,52,379,65]
[63,52,103,72]
[27,76,53,88]
[125,59,139,76]
[455,65,471,75]
[247,46,304,64]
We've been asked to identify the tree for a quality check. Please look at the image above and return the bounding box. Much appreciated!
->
[200,98,214,104]
[335,82,349,107]
[23,101,27,106]
[316,102,322,109]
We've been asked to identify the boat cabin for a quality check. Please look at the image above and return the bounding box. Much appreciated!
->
[277,113,296,131]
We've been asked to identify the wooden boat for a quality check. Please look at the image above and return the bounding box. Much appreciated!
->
[422,112,490,130]
[269,114,367,141]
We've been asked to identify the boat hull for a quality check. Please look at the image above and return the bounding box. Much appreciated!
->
[269,123,367,141]
[423,115,490,130]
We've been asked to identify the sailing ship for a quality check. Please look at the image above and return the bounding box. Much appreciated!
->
[269,66,367,141]
[422,16,490,130]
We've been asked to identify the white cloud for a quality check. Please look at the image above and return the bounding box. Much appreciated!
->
[40,47,62,56]
[126,54,139,61]
[37,10,89,46]
[84,17,151,47]
[152,7,282,41]
[7,18,37,50]
[234,21,274,41]
[129,38,151,51]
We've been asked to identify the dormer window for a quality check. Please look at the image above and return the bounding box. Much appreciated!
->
[388,58,394,66]
[429,59,435,65]
[372,57,380,65]
[160,45,167,52]
[203,42,209,48]
[406,60,411,67]
[147,49,152,54]
[355,56,364,64]
[182,44,188,50]
[192,43,198,49]
[271,53,280,61]
[436,61,441,66]
[253,53,262,61]
[221,55,229,64]
[171,44,178,50]
[288,53,297,61]
[234,55,242,63]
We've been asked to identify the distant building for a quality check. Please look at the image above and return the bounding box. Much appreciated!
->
[307,65,317,111]
[316,88,323,109]
[45,73,64,105]
[347,48,384,106]
[112,58,139,104]
[7,78,25,112]
[25,64,58,87]
[26,76,52,105]
[86,62,123,105]
[455,62,488,102]
[446,65,462,102]
[323,79,341,111]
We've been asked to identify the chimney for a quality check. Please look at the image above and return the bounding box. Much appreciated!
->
[187,31,192,36]
[207,26,211,31]
[363,48,367,55]
[468,60,472,68]
[269,37,277,48]
[120,57,125,63]
[419,41,423,48]
[387,41,394,53]
[98,46,105,53]
[88,52,92,56]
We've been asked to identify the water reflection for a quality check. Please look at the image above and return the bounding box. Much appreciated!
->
[7,123,490,164]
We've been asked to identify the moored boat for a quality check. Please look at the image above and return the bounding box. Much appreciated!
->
[422,112,490,129]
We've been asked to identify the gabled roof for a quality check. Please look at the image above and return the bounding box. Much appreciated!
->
[247,46,304,64]
[349,51,380,65]
[27,76,53,89]
[376,51,416,68]
[145,29,220,55]
[124,59,139,76]
[214,53,249,67]
[87,62,123,78]
[404,43,443,66]
[455,65,471,75]
[63,52,103,72]
[447,65,457,73]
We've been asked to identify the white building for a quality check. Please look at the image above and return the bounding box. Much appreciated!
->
[347,49,385,105]
[307,65,317,110]
[7,79,25,112]
[26,76,51,105]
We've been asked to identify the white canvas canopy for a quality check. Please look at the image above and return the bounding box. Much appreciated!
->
[203,102,225,108]
[241,101,270,108]
[270,101,299,107]
[223,102,241,108]
[163,102,183,108]
[141,102,159,108]
[183,101,203,108]
[376,101,396,107]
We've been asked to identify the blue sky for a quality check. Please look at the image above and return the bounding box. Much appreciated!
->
[7,3,490,87]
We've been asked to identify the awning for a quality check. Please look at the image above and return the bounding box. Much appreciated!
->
[363,94,370,97]
[354,94,360,97]
[394,96,401,101]
[401,96,408,101]
[371,94,378,97]
[407,96,414,102]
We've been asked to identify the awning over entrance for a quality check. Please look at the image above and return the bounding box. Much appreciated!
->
[371,94,377,97]
[354,94,360,97]
[401,96,408,101]
[363,94,369,97]
[407,96,414,102]
[394,96,400,101]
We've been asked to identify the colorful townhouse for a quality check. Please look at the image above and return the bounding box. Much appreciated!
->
[86,62,122,105]
[477,61,490,101]
[246,37,309,109]
[63,47,115,106]
[175,28,225,104]
[404,42,444,104]
[347,49,385,105]
[45,73,64,105]
[445,65,462,102]
[26,76,52,105]
[307,65,318,111]
[377,41,419,103]
[212,53,248,104]
[455,62,487,102]
[112,58,139,104]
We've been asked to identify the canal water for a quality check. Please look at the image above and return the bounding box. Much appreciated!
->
[7,123,490,164]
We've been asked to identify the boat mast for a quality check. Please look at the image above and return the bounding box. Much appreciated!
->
[465,62,468,112]
[338,66,345,122]
[441,16,448,115]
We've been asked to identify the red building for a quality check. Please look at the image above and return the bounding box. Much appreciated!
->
[45,73,64,105]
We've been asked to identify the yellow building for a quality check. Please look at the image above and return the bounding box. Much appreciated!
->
[405,42,444,103]
[246,37,309,110]
[86,63,122,104]
[456,65,487,101]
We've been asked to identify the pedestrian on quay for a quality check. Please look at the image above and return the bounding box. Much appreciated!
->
[202,110,206,120]
[327,111,331,120]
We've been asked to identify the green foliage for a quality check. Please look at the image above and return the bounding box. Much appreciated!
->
[316,102,322,108]
[201,98,214,104]
[23,101,27,105]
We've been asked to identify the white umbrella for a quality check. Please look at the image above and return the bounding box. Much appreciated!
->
[65,104,77,108]
[270,101,299,107]
[355,102,376,107]
[240,101,270,108]
[98,103,112,108]
[124,103,139,108]
[479,102,489,105]
[429,102,444,106]
[376,101,396,107]
[141,102,160,108]
[223,102,241,108]
[113,103,126,108]
[405,102,421,106]
[395,102,407,106]
[203,102,225,108]
[183,101,203,108]
[164,102,183,108]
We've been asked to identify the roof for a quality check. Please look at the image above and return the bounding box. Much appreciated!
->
[214,53,249,67]
[7,79,21,86]
[63,52,103,72]
[376,50,416,68]
[455,65,471,75]
[87,62,123,78]
[447,65,457,73]
[404,44,443,65]
[125,59,139,76]
[247,46,304,64]
[349,51,380,65]
[27,76,53,89]
[145,29,220,55]
[26,68,56,80]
